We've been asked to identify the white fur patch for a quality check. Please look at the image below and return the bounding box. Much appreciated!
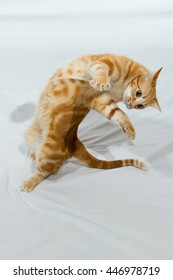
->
[102,105,113,116]
[99,94,112,103]
[111,108,123,123]
[124,85,131,98]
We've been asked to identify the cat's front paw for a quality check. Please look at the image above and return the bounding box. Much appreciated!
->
[90,77,111,92]
[121,122,136,140]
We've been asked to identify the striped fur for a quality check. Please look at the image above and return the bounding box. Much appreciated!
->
[21,54,161,191]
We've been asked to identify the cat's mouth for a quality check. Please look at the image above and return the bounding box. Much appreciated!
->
[124,98,133,109]
[126,104,132,109]
[123,96,130,109]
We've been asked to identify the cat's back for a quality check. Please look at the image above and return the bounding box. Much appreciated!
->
[40,54,124,107]
[55,54,120,79]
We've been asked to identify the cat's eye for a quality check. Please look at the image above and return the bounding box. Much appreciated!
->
[136,90,142,98]
[137,104,144,109]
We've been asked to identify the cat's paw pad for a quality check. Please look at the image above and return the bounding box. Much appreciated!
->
[122,123,136,140]
[89,78,111,92]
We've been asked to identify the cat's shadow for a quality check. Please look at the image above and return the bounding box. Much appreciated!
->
[10,102,36,123]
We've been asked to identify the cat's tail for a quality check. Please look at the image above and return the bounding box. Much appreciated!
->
[74,139,148,171]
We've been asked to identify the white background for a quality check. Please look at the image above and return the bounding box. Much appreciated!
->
[0,0,173,260]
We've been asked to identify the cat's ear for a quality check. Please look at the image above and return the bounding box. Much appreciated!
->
[145,73,151,82]
[152,67,163,86]
[150,97,161,112]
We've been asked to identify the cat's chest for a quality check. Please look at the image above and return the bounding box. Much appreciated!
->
[110,81,125,102]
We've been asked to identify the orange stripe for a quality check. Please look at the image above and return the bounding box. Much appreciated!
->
[100,58,114,75]
[44,142,59,150]
[124,61,133,81]
[38,162,58,173]
[47,134,57,141]
[108,107,119,119]
[107,99,115,106]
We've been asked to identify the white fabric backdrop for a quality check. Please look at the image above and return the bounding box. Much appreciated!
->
[0,0,173,259]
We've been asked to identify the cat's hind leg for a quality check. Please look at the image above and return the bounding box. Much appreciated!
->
[24,121,42,160]
[21,131,68,192]
[21,152,65,192]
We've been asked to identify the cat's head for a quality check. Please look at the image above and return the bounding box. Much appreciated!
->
[123,68,162,111]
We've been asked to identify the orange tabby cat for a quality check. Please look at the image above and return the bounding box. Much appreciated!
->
[21,54,162,192]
